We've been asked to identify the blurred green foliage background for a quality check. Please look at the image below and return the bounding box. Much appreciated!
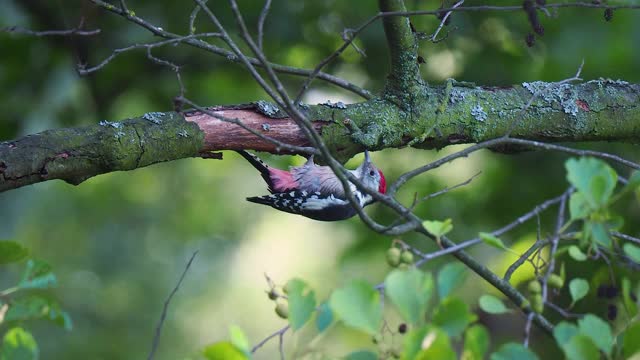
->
[1,0,640,359]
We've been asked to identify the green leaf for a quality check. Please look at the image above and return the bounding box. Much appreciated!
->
[345,350,378,360]
[422,219,453,237]
[553,322,578,347]
[403,326,455,360]
[0,327,39,360]
[202,341,248,360]
[577,314,612,355]
[489,342,538,360]
[4,295,72,331]
[462,324,490,360]
[605,214,624,231]
[622,321,640,358]
[589,175,608,206]
[562,334,599,360]
[0,241,29,265]
[624,243,640,263]
[437,262,467,299]
[229,325,250,355]
[622,278,638,318]
[565,157,617,208]
[329,280,381,335]
[625,171,640,188]
[315,302,333,332]
[385,268,434,325]
[20,260,51,281]
[569,192,591,220]
[433,297,477,338]
[284,278,316,331]
[479,233,507,251]
[403,326,429,360]
[18,260,56,290]
[569,278,589,305]
[567,245,587,261]
[478,295,509,314]
[588,221,612,249]
[18,273,56,291]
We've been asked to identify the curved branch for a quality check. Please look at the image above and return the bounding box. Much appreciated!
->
[87,0,373,100]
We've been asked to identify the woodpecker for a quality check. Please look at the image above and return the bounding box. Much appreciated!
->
[236,150,386,221]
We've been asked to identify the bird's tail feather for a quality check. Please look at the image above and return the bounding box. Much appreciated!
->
[236,150,275,191]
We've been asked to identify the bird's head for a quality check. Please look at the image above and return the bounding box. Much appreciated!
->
[356,150,386,195]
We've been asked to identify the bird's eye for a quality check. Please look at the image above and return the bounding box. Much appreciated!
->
[369,170,375,176]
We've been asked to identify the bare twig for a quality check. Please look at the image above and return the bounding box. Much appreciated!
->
[77,33,222,75]
[611,231,640,246]
[546,301,583,319]
[389,137,640,195]
[523,312,535,348]
[415,190,567,268]
[251,325,290,354]
[540,191,569,308]
[431,0,464,42]
[89,0,373,99]
[2,25,100,37]
[148,251,199,360]
[421,171,481,202]
[504,240,547,282]
[380,172,481,232]
[257,0,273,51]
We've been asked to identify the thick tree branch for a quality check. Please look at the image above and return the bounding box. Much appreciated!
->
[1,78,639,192]
[378,0,425,104]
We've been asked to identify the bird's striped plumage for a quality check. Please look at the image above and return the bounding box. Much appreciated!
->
[236,150,386,221]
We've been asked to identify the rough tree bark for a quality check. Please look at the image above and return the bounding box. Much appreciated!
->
[1,80,638,192]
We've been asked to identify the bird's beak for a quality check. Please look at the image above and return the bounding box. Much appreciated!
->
[364,150,371,164]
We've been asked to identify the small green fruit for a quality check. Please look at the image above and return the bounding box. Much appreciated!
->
[531,293,543,313]
[528,280,542,294]
[548,274,564,289]
[275,301,289,319]
[386,247,401,267]
[400,250,414,264]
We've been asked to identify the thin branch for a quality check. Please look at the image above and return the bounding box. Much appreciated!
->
[546,301,583,319]
[189,3,204,35]
[421,171,481,202]
[611,231,640,246]
[88,0,372,99]
[1,26,100,37]
[257,0,273,51]
[378,2,640,18]
[389,137,640,195]
[293,15,380,103]
[251,325,289,354]
[415,190,566,268]
[523,312,535,348]
[148,251,199,360]
[504,240,547,282]
[78,33,222,75]
[540,191,569,307]
[431,0,464,42]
